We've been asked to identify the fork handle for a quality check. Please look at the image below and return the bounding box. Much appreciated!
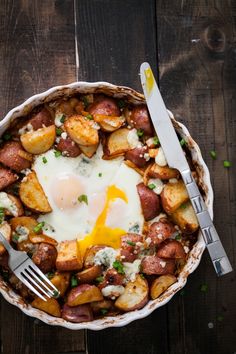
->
[181,169,233,276]
[0,231,13,253]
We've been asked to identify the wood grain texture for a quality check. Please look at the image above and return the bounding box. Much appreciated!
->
[156,1,236,353]
[0,1,85,353]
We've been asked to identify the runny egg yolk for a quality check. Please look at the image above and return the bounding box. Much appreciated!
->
[77,185,128,257]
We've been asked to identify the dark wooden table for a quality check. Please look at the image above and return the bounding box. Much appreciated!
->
[0,1,235,353]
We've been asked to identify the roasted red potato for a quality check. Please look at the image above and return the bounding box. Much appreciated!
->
[62,304,93,323]
[65,115,99,146]
[27,108,53,130]
[0,222,11,255]
[171,201,199,233]
[88,96,120,117]
[4,194,24,217]
[127,105,153,136]
[103,128,131,158]
[19,171,52,213]
[93,114,125,132]
[56,240,83,271]
[115,275,148,311]
[141,255,175,275]
[156,239,186,259]
[161,180,189,214]
[98,268,124,290]
[90,299,113,314]
[137,183,161,221]
[76,265,102,284]
[147,219,176,245]
[150,274,177,299]
[50,272,70,297]
[120,233,144,262]
[56,136,81,157]
[20,125,56,154]
[83,245,106,268]
[0,167,18,190]
[32,243,57,273]
[125,146,149,168]
[148,163,179,180]
[0,141,32,172]
[67,284,103,306]
[78,143,98,158]
[31,297,61,317]
[29,234,58,247]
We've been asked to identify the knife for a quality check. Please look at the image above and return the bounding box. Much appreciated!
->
[140,62,232,276]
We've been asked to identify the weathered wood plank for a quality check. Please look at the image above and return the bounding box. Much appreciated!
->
[0,1,85,353]
[156,1,236,353]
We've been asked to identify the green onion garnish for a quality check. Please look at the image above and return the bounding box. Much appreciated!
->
[95,276,104,283]
[71,275,78,288]
[137,129,144,137]
[118,99,125,109]
[148,183,156,190]
[113,260,125,275]
[126,240,136,246]
[200,284,208,293]
[42,156,47,164]
[180,138,186,146]
[100,308,108,315]
[217,315,224,322]
[3,133,11,141]
[0,207,4,224]
[82,96,89,108]
[153,136,159,145]
[54,150,62,158]
[60,114,66,123]
[223,160,231,168]
[98,173,102,177]
[56,127,63,136]
[86,114,93,120]
[78,194,88,205]
[175,234,181,240]
[33,222,45,233]
[210,150,217,159]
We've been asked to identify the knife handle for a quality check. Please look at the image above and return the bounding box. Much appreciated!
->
[181,169,233,276]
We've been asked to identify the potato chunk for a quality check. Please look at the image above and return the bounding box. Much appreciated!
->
[79,143,98,158]
[65,115,99,146]
[31,297,61,317]
[103,128,131,158]
[19,171,52,213]
[0,222,11,255]
[115,275,148,312]
[148,163,179,180]
[150,275,177,299]
[171,201,199,233]
[56,240,83,271]
[20,125,56,154]
[161,180,189,213]
[67,284,103,306]
[50,272,70,297]
[93,114,125,132]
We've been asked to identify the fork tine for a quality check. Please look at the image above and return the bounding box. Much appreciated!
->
[23,269,52,299]
[26,266,54,297]
[29,263,59,293]
[17,273,47,301]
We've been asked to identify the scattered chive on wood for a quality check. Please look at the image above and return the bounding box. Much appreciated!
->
[33,221,45,233]
[78,194,88,205]
[223,160,231,168]
[148,183,156,190]
[200,284,208,293]
[217,315,224,322]
[210,150,217,159]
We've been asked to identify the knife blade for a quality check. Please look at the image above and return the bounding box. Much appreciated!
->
[140,62,232,276]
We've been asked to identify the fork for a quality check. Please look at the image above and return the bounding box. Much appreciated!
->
[0,232,60,301]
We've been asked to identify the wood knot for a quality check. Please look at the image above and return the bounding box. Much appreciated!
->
[203,25,226,53]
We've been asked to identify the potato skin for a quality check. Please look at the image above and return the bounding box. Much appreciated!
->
[27,108,53,130]
[0,222,11,255]
[88,96,120,117]
[32,243,57,273]
[0,141,32,172]
[150,275,177,299]
[20,125,56,154]
[141,255,175,275]
[0,167,18,190]
[148,163,179,180]
[115,275,149,312]
[147,219,176,245]
[120,233,144,262]
[125,146,148,168]
[128,105,153,136]
[67,284,103,306]
[161,180,189,214]
[56,136,81,157]
[137,183,161,221]
[31,297,61,317]
[65,115,99,146]
[76,265,102,284]
[156,239,186,259]
[62,304,93,323]
[56,240,83,271]
[171,201,199,234]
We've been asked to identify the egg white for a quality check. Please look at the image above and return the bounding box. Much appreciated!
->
[33,144,144,242]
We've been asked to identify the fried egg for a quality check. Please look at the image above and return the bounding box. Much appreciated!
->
[33,144,144,252]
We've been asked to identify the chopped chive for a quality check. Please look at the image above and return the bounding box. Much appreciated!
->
[95,276,104,283]
[81,96,89,108]
[210,150,217,159]
[100,308,108,315]
[98,172,102,177]
[12,233,19,243]
[33,221,45,233]
[175,234,181,240]
[126,240,136,246]
[56,127,63,136]
[153,136,159,145]
[180,203,187,209]
[71,275,78,288]
[118,99,126,109]
[54,150,62,158]
[2,133,11,141]
[0,207,4,224]
[180,138,186,146]
[78,194,88,205]
[86,114,93,120]
[113,260,125,275]
[60,114,66,123]
[223,160,231,168]
[46,272,55,279]
[137,129,144,137]
[200,284,208,293]
[217,315,224,322]
[140,274,145,280]
[53,289,60,298]
[42,156,47,164]
[148,183,156,190]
